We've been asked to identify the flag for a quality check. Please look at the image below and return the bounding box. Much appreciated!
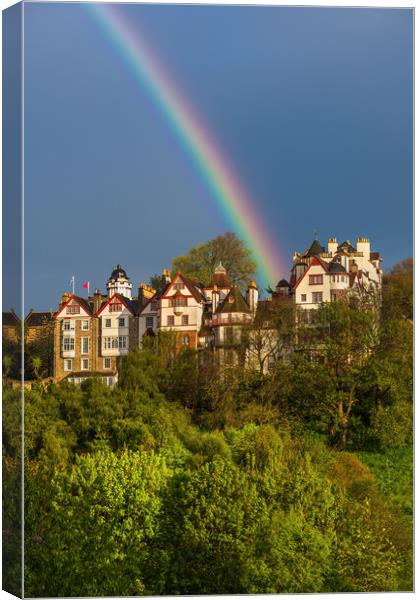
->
[82,282,89,289]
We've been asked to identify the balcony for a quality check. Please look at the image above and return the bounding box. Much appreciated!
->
[62,326,75,335]
[62,349,75,358]
[206,313,253,327]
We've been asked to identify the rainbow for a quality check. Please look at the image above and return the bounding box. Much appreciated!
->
[86,3,286,288]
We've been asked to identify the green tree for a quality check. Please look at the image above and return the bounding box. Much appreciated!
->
[25,450,171,597]
[291,301,378,448]
[171,231,257,287]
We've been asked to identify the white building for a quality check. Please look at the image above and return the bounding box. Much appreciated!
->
[284,236,382,312]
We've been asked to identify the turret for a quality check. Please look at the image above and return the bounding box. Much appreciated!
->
[106,265,132,299]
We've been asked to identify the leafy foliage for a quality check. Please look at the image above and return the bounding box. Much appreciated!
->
[171,231,257,287]
[13,257,413,595]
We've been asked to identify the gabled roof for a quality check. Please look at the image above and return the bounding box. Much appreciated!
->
[55,295,93,318]
[95,293,136,317]
[3,311,20,326]
[303,239,325,258]
[162,274,206,303]
[138,283,171,316]
[25,311,54,326]
[276,279,290,288]
[293,257,328,290]
[338,240,357,253]
[215,287,251,314]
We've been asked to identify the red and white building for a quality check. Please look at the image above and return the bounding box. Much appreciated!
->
[272,236,382,311]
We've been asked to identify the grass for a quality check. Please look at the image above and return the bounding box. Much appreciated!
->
[357,445,413,515]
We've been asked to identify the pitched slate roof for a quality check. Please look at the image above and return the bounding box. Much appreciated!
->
[3,311,20,326]
[181,276,207,302]
[215,287,251,314]
[303,239,325,257]
[276,279,290,288]
[328,262,347,273]
[338,240,357,253]
[25,311,54,326]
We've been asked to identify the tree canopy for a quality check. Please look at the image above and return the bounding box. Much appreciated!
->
[170,231,257,286]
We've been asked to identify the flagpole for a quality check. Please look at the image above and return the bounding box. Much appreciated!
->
[71,276,75,295]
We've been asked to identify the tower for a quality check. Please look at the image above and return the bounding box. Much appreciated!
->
[106,265,132,299]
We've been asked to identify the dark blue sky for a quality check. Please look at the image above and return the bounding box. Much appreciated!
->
[22,4,413,311]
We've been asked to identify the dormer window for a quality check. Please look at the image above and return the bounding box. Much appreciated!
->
[109,303,123,313]
[66,305,80,314]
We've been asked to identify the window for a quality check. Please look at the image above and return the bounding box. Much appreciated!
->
[151,301,158,311]
[309,274,323,285]
[118,317,125,327]
[225,328,234,344]
[118,336,128,349]
[331,292,337,302]
[64,359,73,371]
[63,337,75,351]
[341,275,345,282]
[81,359,89,371]
[181,335,190,346]
[66,305,80,315]
[63,319,73,331]
[105,318,111,328]
[103,336,128,350]
[81,337,89,354]
[167,315,175,326]
[301,294,307,302]
[173,283,185,290]
[182,315,189,325]
[146,316,154,328]
[170,297,187,307]
[312,292,323,303]
[81,320,89,330]
[104,358,111,369]
[109,303,122,313]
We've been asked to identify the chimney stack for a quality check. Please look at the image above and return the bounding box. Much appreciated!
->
[59,292,70,308]
[93,289,102,314]
[162,268,171,284]
[356,237,370,259]
[328,237,338,256]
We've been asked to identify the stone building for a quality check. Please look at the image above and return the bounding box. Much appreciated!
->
[53,266,155,386]
[50,236,382,385]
